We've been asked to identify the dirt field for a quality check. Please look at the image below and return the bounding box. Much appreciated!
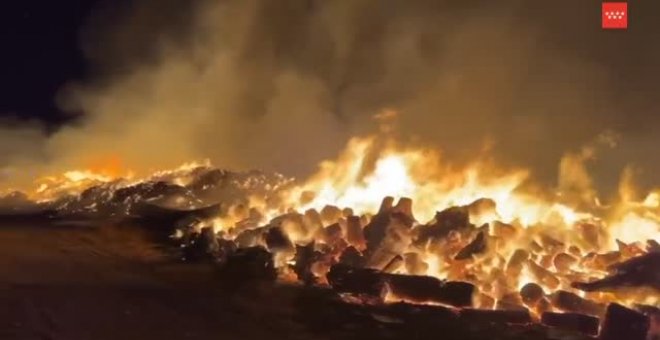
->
[0,220,589,340]
[0,221,330,340]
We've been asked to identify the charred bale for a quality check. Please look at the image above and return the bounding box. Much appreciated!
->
[635,305,660,340]
[364,214,412,269]
[385,274,474,307]
[573,252,660,292]
[182,227,219,262]
[599,303,650,340]
[381,255,404,273]
[496,293,527,311]
[326,264,385,296]
[362,211,391,255]
[216,238,238,263]
[327,264,474,307]
[187,168,227,192]
[292,242,320,285]
[362,196,394,253]
[366,301,458,325]
[234,226,267,248]
[392,197,415,223]
[541,312,599,336]
[454,230,487,260]
[134,203,221,234]
[323,223,344,245]
[459,308,532,324]
[265,226,293,252]
[338,246,366,268]
[116,182,190,214]
[519,282,545,306]
[550,290,606,317]
[415,206,472,244]
[217,246,276,281]
[647,240,660,253]
[378,196,395,214]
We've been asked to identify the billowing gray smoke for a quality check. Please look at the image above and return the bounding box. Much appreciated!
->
[1,0,658,195]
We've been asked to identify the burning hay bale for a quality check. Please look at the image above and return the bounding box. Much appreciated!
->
[553,252,578,272]
[506,249,530,277]
[158,191,652,340]
[4,158,658,340]
[320,205,343,226]
[527,260,560,290]
[345,215,366,249]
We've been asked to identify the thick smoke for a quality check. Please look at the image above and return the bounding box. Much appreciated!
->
[2,0,659,195]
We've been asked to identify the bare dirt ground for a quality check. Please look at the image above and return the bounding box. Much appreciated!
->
[0,221,582,340]
[0,222,331,340]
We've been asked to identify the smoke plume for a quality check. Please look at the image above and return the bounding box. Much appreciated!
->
[1,0,659,195]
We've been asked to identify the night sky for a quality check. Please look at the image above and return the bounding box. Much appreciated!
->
[0,0,98,127]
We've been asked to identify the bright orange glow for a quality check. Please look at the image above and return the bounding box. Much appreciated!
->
[86,155,124,178]
[8,111,659,312]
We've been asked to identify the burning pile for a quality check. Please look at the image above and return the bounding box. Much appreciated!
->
[1,119,658,339]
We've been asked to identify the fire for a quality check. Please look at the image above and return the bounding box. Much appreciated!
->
[196,114,657,312]
[3,112,659,316]
[28,158,213,202]
[86,155,124,179]
[281,137,598,241]
[284,136,532,225]
[32,170,118,201]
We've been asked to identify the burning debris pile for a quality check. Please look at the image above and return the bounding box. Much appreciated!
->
[177,194,657,339]
[1,126,658,339]
[0,162,292,221]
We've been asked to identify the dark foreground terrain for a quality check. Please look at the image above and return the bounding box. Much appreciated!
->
[0,220,593,340]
